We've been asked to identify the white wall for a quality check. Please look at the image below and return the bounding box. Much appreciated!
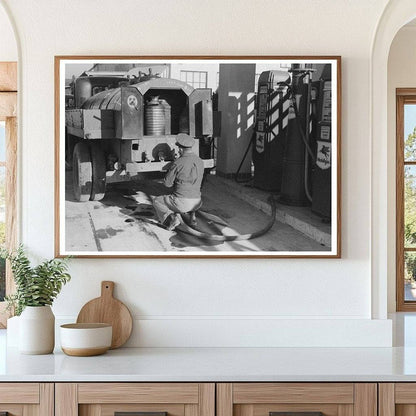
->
[387,25,416,312]
[0,0,394,346]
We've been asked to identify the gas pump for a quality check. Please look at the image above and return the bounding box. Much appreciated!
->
[311,68,332,219]
[280,65,316,206]
[252,64,332,218]
[252,70,291,191]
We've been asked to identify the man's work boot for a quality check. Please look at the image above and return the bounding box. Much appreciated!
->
[164,213,181,231]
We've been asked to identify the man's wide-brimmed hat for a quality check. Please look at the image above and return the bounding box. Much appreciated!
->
[176,133,195,148]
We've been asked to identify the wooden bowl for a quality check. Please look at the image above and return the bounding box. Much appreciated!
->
[60,323,112,356]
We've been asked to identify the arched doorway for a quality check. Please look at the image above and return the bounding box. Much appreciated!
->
[371,0,416,319]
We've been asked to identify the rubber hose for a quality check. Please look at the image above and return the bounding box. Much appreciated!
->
[178,195,276,242]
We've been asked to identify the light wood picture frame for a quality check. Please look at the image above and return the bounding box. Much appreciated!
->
[55,56,341,258]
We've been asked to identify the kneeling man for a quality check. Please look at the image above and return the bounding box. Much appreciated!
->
[153,133,204,231]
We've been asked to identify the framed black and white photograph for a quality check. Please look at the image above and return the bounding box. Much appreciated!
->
[55,56,341,258]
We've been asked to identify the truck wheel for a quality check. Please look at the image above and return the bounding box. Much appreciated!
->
[89,141,106,201]
[65,132,79,168]
[72,142,92,202]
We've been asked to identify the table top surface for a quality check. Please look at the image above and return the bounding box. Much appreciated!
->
[2,330,416,382]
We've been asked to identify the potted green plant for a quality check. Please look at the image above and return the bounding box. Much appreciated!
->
[1,245,71,354]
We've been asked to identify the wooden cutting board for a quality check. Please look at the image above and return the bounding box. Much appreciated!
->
[76,281,133,349]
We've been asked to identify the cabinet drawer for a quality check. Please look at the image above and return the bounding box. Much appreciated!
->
[78,383,200,404]
[0,383,53,416]
[56,383,215,416]
[217,383,376,416]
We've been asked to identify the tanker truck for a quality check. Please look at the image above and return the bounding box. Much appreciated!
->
[65,69,216,202]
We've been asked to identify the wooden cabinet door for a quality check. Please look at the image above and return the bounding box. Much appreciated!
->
[56,383,215,416]
[0,383,53,416]
[217,383,377,416]
[379,383,416,416]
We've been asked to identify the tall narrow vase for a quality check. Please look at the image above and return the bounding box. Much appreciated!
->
[19,306,55,354]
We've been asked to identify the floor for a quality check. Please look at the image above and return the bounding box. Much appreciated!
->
[65,173,330,254]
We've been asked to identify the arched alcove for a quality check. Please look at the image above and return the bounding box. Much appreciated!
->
[371,0,416,319]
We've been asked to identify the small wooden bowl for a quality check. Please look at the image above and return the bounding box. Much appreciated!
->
[60,323,112,357]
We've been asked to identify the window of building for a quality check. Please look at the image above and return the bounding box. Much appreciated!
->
[397,89,416,310]
[180,71,208,89]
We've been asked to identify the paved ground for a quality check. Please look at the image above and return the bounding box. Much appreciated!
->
[213,176,332,246]
[65,173,329,254]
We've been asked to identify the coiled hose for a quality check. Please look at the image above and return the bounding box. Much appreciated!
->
[177,195,276,241]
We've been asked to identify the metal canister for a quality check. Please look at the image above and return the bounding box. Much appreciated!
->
[145,96,166,135]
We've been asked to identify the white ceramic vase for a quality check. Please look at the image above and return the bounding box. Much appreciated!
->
[19,306,55,354]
